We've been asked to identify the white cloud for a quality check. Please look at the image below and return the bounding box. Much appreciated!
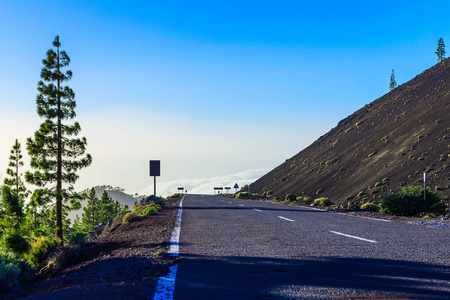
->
[139,168,270,196]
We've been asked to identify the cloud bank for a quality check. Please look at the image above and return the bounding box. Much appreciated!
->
[139,168,270,196]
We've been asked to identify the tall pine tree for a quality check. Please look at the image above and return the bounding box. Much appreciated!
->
[436,38,446,63]
[389,69,397,91]
[26,35,92,244]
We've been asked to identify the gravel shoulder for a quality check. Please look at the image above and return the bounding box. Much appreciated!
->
[242,196,450,230]
[342,210,450,229]
[1,197,181,299]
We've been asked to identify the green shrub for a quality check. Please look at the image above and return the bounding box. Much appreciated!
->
[166,193,183,200]
[3,234,31,258]
[285,194,296,202]
[302,196,312,203]
[68,232,88,245]
[236,192,251,199]
[0,255,36,290]
[262,190,272,198]
[314,197,333,206]
[361,202,380,212]
[122,212,137,224]
[142,204,161,216]
[380,185,447,216]
[117,209,131,216]
[141,195,166,206]
[0,261,20,290]
[25,236,60,266]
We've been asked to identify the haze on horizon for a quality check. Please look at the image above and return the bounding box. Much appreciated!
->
[0,1,448,197]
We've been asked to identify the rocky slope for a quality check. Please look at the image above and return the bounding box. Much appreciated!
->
[251,60,450,205]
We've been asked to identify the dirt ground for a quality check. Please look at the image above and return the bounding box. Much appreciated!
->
[1,197,181,299]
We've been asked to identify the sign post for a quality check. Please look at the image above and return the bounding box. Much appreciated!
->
[423,172,426,209]
[214,187,223,194]
[150,160,161,199]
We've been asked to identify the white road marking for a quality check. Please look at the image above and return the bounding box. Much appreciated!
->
[153,264,177,300]
[278,216,295,222]
[356,216,392,222]
[228,202,232,204]
[238,204,244,206]
[253,209,263,212]
[153,197,184,300]
[330,231,378,243]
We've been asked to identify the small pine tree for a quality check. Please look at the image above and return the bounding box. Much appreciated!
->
[0,185,24,231]
[99,191,120,223]
[81,188,101,231]
[436,38,446,63]
[389,69,397,91]
[4,139,28,199]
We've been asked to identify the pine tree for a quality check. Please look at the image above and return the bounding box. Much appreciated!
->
[436,38,446,63]
[4,139,28,199]
[99,191,114,223]
[389,69,397,91]
[0,185,24,232]
[26,35,92,244]
[81,188,101,231]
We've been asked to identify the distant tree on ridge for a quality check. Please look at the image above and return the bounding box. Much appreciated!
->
[389,69,397,91]
[436,38,446,63]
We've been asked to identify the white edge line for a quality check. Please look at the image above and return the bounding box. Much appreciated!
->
[330,230,378,243]
[153,196,184,300]
[354,215,392,222]
[278,216,295,222]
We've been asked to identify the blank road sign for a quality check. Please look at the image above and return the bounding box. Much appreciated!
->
[150,160,160,176]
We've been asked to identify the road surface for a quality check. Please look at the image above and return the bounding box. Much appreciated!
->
[174,194,450,299]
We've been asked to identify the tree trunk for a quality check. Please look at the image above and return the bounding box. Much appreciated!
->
[56,44,63,245]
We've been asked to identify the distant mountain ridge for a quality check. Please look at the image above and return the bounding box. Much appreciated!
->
[251,60,450,204]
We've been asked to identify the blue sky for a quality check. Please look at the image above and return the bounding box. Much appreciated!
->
[0,1,448,195]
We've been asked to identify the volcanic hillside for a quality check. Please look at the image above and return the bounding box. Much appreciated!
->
[251,60,450,205]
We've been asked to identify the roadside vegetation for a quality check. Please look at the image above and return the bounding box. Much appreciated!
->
[0,36,175,291]
[228,184,448,219]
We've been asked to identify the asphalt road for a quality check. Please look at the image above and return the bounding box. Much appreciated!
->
[174,194,450,299]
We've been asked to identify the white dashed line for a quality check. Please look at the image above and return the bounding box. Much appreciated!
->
[278,216,295,222]
[330,231,378,243]
[238,204,244,207]
[228,202,232,204]
[253,209,263,212]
